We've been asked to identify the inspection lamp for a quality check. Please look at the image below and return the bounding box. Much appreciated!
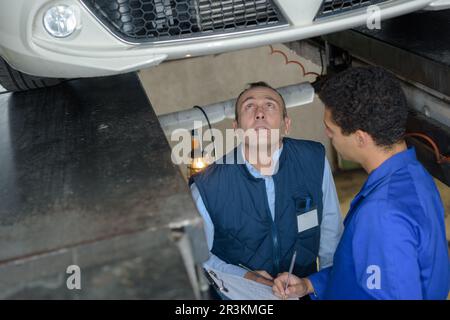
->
[188,128,209,178]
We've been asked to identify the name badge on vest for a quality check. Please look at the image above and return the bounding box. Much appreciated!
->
[294,196,319,233]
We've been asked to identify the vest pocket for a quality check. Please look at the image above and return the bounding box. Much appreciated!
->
[297,209,319,234]
[292,193,319,235]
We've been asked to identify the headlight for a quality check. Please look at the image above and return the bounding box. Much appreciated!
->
[43,5,78,38]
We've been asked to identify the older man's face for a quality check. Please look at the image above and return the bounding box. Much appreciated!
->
[234,86,290,148]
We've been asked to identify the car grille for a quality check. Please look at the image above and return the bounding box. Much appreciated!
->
[316,0,389,19]
[80,0,288,43]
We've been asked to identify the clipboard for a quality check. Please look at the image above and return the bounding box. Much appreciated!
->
[203,267,297,300]
[203,268,229,294]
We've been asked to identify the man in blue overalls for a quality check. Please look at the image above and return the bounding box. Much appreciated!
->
[273,66,449,300]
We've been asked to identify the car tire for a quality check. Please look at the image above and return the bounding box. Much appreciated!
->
[0,57,63,92]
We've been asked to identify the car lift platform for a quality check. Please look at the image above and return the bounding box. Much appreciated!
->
[0,73,208,298]
[324,9,450,186]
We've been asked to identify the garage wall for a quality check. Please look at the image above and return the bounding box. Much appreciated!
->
[138,43,334,177]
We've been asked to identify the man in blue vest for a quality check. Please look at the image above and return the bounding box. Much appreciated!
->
[190,81,343,295]
[273,66,449,299]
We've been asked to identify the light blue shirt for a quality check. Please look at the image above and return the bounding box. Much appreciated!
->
[191,144,343,277]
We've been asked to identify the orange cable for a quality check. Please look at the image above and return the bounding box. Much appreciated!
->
[405,132,450,164]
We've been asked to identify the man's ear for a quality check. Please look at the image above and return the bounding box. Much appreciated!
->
[233,120,238,130]
[283,116,291,136]
[354,130,371,148]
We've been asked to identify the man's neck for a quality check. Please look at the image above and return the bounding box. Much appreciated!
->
[243,142,282,175]
[361,141,407,174]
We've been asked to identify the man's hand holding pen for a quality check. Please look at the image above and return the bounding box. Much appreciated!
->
[272,273,315,299]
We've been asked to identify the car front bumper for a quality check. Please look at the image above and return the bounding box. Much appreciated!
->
[0,0,435,78]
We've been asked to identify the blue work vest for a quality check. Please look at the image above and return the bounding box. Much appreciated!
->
[190,138,325,277]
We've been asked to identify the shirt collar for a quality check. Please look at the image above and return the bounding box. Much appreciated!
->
[359,146,418,197]
[239,143,284,178]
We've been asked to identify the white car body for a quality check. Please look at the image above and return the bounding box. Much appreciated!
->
[0,0,448,78]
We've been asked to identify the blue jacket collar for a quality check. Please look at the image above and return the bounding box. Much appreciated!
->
[360,146,417,197]
[344,147,417,226]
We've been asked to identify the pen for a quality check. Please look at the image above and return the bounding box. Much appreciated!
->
[284,250,297,296]
[238,263,274,283]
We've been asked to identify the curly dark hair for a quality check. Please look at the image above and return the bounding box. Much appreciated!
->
[235,81,287,121]
[319,66,408,147]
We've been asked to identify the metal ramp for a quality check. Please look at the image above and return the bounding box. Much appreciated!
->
[0,73,208,298]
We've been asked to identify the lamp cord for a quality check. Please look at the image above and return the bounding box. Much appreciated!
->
[193,105,216,160]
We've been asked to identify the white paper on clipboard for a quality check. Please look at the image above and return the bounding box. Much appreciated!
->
[204,267,297,300]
